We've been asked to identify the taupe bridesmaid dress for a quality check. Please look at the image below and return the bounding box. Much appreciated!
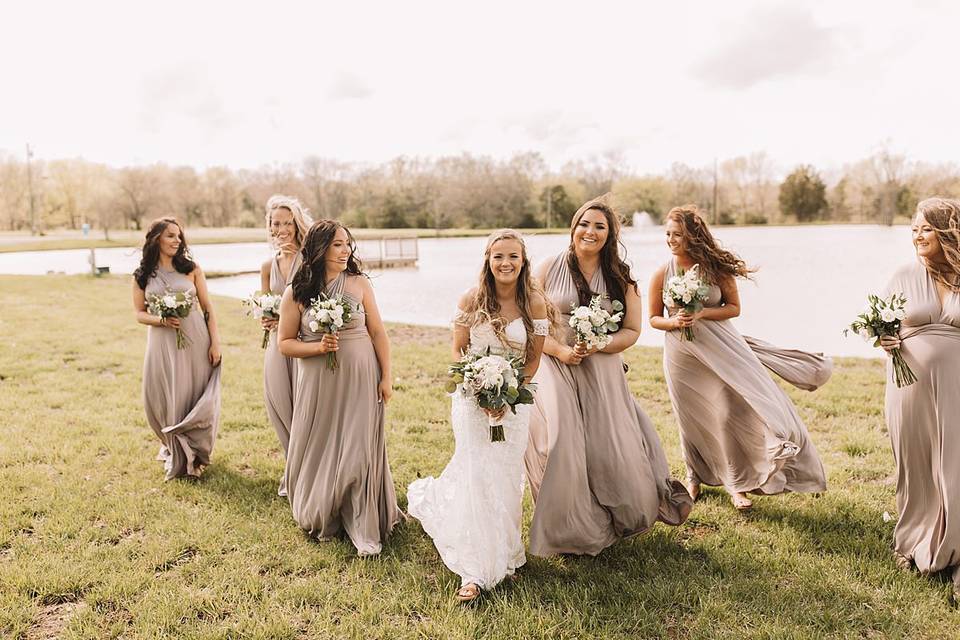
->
[660,258,829,496]
[142,268,222,480]
[524,253,693,557]
[263,252,301,497]
[284,273,401,555]
[884,261,960,575]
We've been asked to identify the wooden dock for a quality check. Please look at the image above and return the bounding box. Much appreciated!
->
[355,236,418,268]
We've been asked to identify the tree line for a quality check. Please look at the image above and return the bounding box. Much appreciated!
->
[2,148,957,236]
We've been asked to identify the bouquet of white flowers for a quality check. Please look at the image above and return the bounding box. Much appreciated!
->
[147,290,195,349]
[844,292,916,387]
[308,294,352,370]
[663,264,711,341]
[446,348,536,442]
[569,294,624,351]
[242,291,282,348]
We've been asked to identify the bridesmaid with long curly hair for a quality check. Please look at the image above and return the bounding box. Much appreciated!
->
[879,197,960,598]
[649,204,830,510]
[132,218,222,480]
[259,195,312,496]
[277,219,400,556]
[524,195,692,557]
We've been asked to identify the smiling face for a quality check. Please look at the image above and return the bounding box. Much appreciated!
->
[572,208,610,256]
[488,237,524,286]
[270,206,297,248]
[665,218,687,256]
[158,223,182,258]
[324,227,352,273]
[912,212,945,262]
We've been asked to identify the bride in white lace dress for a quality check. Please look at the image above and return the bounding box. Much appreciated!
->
[407,229,551,603]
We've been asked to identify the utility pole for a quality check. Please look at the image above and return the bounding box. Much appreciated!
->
[545,186,553,229]
[712,157,719,224]
[26,143,37,235]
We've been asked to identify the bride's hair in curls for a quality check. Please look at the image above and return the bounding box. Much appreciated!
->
[566,195,637,306]
[666,204,755,285]
[264,195,313,251]
[462,229,556,361]
[133,217,196,290]
[291,219,364,306]
[915,197,960,291]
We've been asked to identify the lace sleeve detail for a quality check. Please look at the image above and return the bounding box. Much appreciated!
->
[532,318,550,336]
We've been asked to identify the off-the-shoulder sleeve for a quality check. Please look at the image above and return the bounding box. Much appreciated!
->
[532,318,550,336]
[453,309,472,327]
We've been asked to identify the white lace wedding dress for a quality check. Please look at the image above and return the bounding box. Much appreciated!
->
[407,317,549,590]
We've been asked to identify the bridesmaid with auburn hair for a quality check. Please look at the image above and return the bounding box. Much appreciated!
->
[259,195,312,496]
[132,217,222,480]
[524,195,693,557]
[648,204,830,511]
[879,197,960,598]
[277,219,401,556]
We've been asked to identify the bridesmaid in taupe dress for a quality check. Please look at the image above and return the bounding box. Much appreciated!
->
[259,195,311,496]
[879,197,960,599]
[132,218,222,480]
[649,205,829,511]
[524,196,693,557]
[277,219,401,556]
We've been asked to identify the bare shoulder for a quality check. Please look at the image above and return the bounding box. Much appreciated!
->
[458,287,478,311]
[261,259,273,276]
[527,290,548,316]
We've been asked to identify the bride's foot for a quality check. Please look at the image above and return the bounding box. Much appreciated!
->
[456,583,481,603]
[685,480,701,501]
[730,491,752,511]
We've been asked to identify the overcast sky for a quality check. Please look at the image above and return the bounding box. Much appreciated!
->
[2,0,957,175]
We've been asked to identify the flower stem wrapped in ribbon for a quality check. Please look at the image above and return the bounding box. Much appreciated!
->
[307,294,352,370]
[146,290,195,349]
[844,292,917,387]
[663,264,711,341]
[242,291,282,348]
[569,294,624,351]
[446,347,536,442]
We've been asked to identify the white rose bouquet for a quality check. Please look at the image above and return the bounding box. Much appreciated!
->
[242,291,282,349]
[663,264,711,341]
[308,294,352,370]
[569,294,624,351]
[147,290,195,349]
[446,348,536,442]
[844,292,916,387]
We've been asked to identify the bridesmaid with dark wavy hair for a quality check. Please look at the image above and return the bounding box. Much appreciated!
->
[880,197,960,598]
[649,205,830,511]
[132,217,222,480]
[277,219,400,556]
[524,195,693,557]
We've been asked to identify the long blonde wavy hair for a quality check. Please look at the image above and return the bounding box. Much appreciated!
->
[666,204,756,285]
[915,197,960,291]
[264,195,313,251]
[461,229,556,361]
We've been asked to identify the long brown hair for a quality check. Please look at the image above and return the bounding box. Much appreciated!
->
[915,197,960,291]
[133,217,196,290]
[666,204,755,285]
[462,229,556,361]
[567,195,637,305]
[291,219,364,305]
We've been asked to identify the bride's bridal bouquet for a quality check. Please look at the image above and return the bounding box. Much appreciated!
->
[242,292,282,348]
[308,294,352,370]
[569,294,624,351]
[147,290,195,349]
[844,292,916,388]
[446,349,536,442]
[663,264,711,341]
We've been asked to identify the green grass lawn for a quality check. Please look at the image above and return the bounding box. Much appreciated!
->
[0,274,955,639]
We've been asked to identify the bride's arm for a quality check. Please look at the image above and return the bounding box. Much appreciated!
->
[523,293,548,379]
[451,289,475,360]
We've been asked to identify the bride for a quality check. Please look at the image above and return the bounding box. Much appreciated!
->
[407,229,551,603]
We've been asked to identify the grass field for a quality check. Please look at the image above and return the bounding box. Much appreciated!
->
[1,274,956,639]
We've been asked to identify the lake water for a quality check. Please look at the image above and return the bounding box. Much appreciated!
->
[0,225,916,358]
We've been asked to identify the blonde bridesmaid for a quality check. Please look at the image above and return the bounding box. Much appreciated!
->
[524,195,693,557]
[132,218,222,480]
[259,195,311,496]
[648,205,829,510]
[879,197,960,599]
[278,219,401,556]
